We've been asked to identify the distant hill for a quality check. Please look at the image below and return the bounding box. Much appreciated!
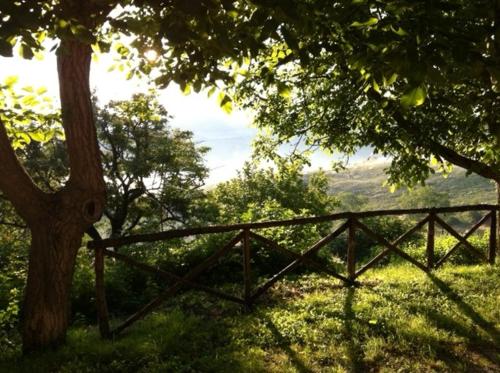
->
[323,161,497,210]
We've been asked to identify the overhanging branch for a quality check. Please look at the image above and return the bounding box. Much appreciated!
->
[365,89,500,182]
[390,107,500,182]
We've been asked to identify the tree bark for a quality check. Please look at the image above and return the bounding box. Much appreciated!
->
[22,202,86,352]
[19,39,106,353]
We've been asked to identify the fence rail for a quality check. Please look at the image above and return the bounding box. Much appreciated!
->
[88,204,499,338]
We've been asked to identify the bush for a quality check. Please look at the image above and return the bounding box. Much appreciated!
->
[403,230,489,266]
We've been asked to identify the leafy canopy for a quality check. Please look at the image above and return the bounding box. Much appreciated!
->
[232,0,500,186]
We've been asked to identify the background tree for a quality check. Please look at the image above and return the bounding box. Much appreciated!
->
[96,93,209,238]
[207,160,339,224]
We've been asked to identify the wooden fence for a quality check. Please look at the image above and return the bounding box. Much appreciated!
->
[87,204,499,338]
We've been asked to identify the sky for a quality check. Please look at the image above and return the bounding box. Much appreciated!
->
[0,50,376,185]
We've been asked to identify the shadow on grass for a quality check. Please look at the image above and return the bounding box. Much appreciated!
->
[426,272,500,345]
[260,286,366,373]
[261,316,313,373]
[364,271,500,369]
[410,304,500,366]
[369,285,499,369]
[343,287,365,373]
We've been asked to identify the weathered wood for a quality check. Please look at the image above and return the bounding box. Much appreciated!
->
[242,229,252,308]
[426,213,435,270]
[347,218,356,282]
[434,215,488,262]
[112,232,244,336]
[354,220,428,272]
[103,249,245,305]
[355,215,430,278]
[250,221,350,301]
[434,213,491,268]
[489,210,497,264]
[249,231,350,283]
[95,246,110,338]
[88,204,500,250]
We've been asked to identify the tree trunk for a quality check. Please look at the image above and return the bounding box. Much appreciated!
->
[19,39,106,352]
[22,201,85,352]
[0,2,113,354]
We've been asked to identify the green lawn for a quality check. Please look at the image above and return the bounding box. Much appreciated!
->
[1,263,499,372]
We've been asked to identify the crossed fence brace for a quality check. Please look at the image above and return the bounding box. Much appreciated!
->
[88,205,498,338]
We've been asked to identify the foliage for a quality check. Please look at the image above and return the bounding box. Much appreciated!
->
[336,192,369,212]
[323,216,418,269]
[1,264,499,371]
[233,0,500,188]
[398,185,450,209]
[199,160,341,275]
[95,93,210,237]
[0,228,27,354]
[0,76,63,149]
[403,231,490,267]
[207,161,339,224]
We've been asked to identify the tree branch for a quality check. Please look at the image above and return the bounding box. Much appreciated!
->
[0,119,47,222]
[57,39,105,194]
[390,106,500,182]
[365,88,500,182]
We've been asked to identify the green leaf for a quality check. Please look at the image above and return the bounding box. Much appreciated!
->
[218,93,233,114]
[17,132,31,145]
[58,19,69,29]
[400,86,426,107]
[36,87,48,95]
[278,83,292,99]
[391,26,407,36]
[29,131,46,142]
[351,17,379,28]
[385,73,398,86]
[207,86,216,98]
[181,83,191,95]
[4,76,19,87]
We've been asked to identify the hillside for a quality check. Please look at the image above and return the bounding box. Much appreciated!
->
[325,161,497,210]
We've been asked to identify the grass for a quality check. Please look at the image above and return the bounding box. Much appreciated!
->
[1,262,499,372]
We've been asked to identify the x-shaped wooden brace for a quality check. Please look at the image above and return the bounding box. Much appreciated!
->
[111,232,244,336]
[434,213,490,268]
[354,215,430,278]
[249,221,352,302]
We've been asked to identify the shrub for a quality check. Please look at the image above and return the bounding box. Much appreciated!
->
[403,230,489,266]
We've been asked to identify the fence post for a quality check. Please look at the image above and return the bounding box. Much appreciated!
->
[489,210,497,264]
[347,217,356,283]
[95,245,111,338]
[243,228,252,309]
[426,212,435,270]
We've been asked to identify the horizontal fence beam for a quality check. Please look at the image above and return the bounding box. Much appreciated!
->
[87,204,499,250]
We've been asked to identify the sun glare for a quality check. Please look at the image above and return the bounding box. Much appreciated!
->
[144,49,158,62]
